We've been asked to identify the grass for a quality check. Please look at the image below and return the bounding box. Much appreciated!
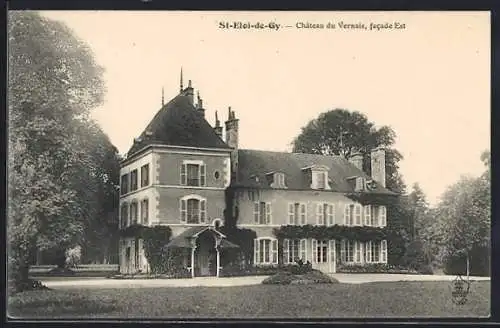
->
[8,281,490,319]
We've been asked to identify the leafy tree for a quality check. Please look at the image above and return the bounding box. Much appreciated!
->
[8,11,107,289]
[437,152,490,277]
[292,109,405,193]
[292,109,411,264]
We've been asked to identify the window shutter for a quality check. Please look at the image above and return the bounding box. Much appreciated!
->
[312,239,318,263]
[300,239,307,262]
[327,204,334,226]
[355,204,362,225]
[379,206,387,227]
[283,239,290,264]
[254,239,259,265]
[288,203,294,225]
[300,204,307,225]
[316,203,323,225]
[180,199,187,223]
[266,203,272,224]
[364,205,371,226]
[381,240,387,263]
[180,163,187,185]
[343,204,350,226]
[329,240,336,267]
[253,202,259,224]
[200,200,206,223]
[359,242,364,263]
[366,241,372,263]
[340,239,346,263]
[271,239,278,264]
[200,164,206,186]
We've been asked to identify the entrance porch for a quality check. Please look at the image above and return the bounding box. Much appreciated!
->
[164,226,239,278]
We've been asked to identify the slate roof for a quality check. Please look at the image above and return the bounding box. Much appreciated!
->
[127,94,230,157]
[235,149,397,195]
[164,226,239,249]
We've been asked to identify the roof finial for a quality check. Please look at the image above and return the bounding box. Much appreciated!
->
[228,106,232,119]
[161,86,164,106]
[215,110,220,126]
[188,79,192,88]
[180,67,184,92]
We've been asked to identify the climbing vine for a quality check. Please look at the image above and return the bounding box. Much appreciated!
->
[273,224,388,242]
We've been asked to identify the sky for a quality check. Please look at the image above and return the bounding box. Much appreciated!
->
[40,11,490,206]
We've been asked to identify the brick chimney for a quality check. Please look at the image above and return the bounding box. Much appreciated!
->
[370,147,386,188]
[348,152,363,171]
[214,111,223,139]
[196,91,205,118]
[225,106,239,149]
[181,79,194,105]
[225,106,239,183]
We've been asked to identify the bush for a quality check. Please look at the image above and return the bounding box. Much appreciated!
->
[262,269,339,285]
[287,259,313,275]
[8,279,49,295]
[443,247,490,277]
[337,263,419,274]
[262,271,295,285]
[220,265,280,277]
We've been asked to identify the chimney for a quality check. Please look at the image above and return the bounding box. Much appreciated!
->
[214,111,223,139]
[196,91,205,118]
[182,79,194,104]
[348,152,363,171]
[370,147,386,188]
[225,106,239,183]
[225,106,239,149]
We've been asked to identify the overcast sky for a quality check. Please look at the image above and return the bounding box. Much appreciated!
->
[40,11,490,206]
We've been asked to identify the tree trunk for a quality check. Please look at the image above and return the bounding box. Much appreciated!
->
[466,252,470,280]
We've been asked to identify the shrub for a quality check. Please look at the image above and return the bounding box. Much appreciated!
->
[287,259,313,275]
[337,263,418,274]
[262,271,295,285]
[300,270,339,284]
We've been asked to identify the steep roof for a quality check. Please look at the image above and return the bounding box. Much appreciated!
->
[127,94,230,157]
[235,149,397,195]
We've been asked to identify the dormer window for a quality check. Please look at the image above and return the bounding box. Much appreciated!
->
[355,177,365,192]
[268,171,287,189]
[302,165,331,190]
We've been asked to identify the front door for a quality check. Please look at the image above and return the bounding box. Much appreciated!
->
[312,239,336,273]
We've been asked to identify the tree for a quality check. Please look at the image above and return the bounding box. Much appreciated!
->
[8,11,107,289]
[437,152,490,277]
[292,109,405,193]
[292,109,411,264]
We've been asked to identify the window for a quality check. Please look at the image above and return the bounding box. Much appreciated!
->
[283,239,307,264]
[141,164,150,187]
[120,174,129,195]
[312,240,328,263]
[288,203,306,225]
[314,171,327,189]
[180,196,207,224]
[254,202,272,224]
[272,172,286,188]
[141,199,149,225]
[364,241,380,263]
[355,177,365,192]
[181,162,206,187]
[316,203,334,226]
[130,202,138,225]
[344,204,355,226]
[379,206,387,227]
[364,205,371,226]
[254,238,278,265]
[130,170,138,191]
[120,203,128,228]
[354,204,362,225]
[381,240,387,263]
[341,240,363,264]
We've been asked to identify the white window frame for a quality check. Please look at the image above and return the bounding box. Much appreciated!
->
[379,206,387,227]
[254,238,278,265]
[130,201,138,225]
[364,205,371,226]
[381,240,388,263]
[341,240,363,264]
[180,194,207,224]
[120,202,129,228]
[254,201,272,225]
[288,202,306,225]
[180,160,206,187]
[141,198,149,225]
[273,172,286,188]
[354,204,362,226]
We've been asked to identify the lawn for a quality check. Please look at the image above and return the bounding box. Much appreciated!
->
[8,281,490,319]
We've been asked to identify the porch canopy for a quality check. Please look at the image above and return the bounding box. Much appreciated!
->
[163,226,240,250]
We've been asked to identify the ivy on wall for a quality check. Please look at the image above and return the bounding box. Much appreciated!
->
[219,225,257,268]
[273,224,388,242]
